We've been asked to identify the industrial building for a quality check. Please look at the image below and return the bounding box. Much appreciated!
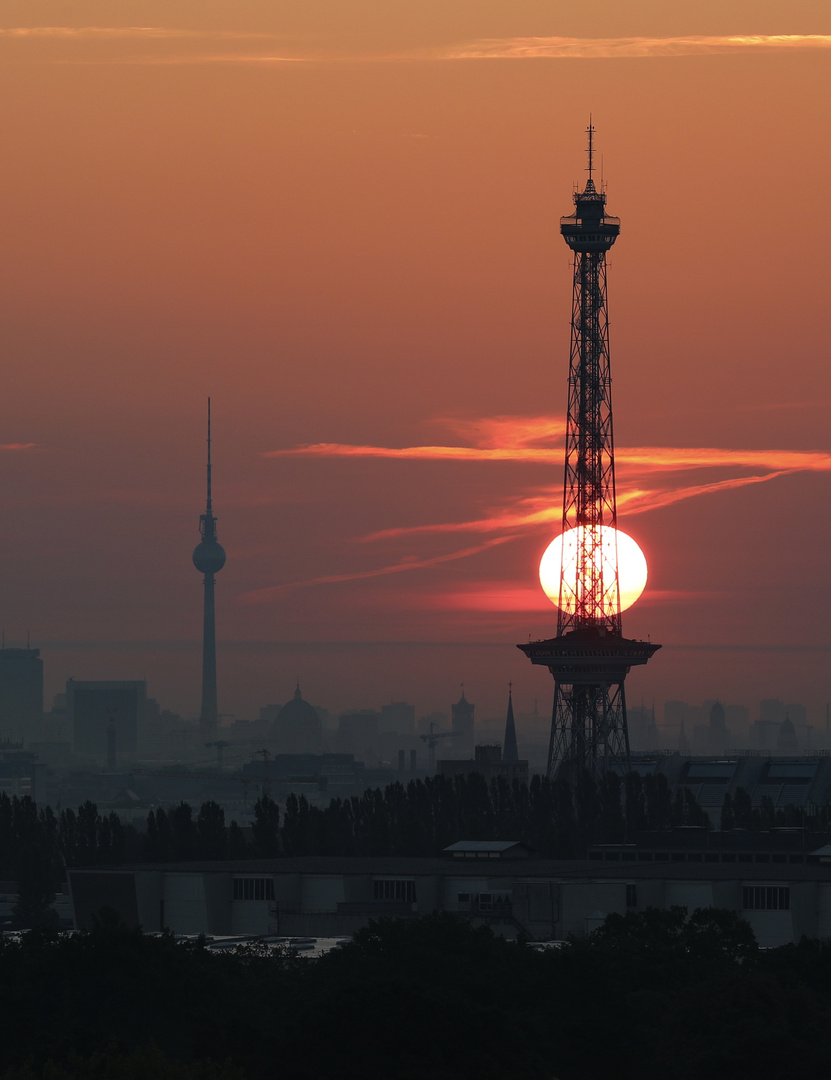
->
[68,833,831,949]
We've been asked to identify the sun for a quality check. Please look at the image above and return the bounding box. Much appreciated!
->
[539,526,648,614]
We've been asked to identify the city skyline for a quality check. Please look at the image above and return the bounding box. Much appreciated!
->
[1,1,830,725]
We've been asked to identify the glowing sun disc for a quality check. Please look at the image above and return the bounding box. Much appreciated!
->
[539,527,648,614]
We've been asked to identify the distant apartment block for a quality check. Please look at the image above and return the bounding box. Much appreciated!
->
[0,648,43,742]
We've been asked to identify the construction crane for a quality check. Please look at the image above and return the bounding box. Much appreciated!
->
[419,722,454,772]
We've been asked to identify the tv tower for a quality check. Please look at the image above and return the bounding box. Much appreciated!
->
[192,399,226,736]
[518,124,660,779]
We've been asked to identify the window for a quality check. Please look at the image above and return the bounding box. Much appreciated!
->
[742,885,790,911]
[233,878,275,902]
[478,893,493,912]
[373,879,416,903]
[457,893,470,904]
[626,884,637,908]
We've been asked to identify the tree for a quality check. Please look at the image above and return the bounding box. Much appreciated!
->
[197,800,227,859]
[12,843,58,929]
[251,796,281,857]
[170,803,197,861]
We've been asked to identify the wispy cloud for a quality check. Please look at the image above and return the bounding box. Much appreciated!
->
[240,536,515,604]
[619,447,831,472]
[267,414,831,544]
[7,28,831,66]
[0,442,37,451]
[252,413,828,602]
[438,34,831,60]
[265,415,567,465]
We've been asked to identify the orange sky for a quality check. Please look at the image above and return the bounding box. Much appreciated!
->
[1,0,830,739]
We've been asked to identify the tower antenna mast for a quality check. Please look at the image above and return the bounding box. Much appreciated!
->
[206,398,213,515]
[518,125,660,779]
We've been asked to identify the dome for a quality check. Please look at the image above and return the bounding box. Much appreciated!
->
[193,539,227,574]
[270,683,323,752]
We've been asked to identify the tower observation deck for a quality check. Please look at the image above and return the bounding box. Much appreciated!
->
[193,399,226,736]
[518,125,660,779]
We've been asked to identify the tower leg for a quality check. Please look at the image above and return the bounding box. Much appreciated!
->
[546,679,631,780]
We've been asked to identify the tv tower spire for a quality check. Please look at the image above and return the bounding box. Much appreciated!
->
[192,399,226,735]
[518,124,660,779]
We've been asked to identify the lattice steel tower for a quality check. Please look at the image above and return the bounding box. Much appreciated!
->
[518,125,660,779]
[192,399,226,736]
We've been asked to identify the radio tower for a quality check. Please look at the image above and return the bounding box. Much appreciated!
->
[518,124,660,779]
[192,399,226,736]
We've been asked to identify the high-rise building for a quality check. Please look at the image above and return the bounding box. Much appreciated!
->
[518,125,660,778]
[192,399,226,737]
[0,647,43,742]
[451,688,475,759]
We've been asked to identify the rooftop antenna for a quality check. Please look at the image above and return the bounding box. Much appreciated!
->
[206,397,213,516]
[586,116,595,184]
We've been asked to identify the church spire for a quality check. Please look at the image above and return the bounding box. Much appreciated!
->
[503,683,519,762]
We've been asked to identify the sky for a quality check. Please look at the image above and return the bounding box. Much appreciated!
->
[1,1,830,739]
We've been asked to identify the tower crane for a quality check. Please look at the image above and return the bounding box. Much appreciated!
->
[419,722,454,772]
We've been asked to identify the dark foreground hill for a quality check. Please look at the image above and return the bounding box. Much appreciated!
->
[2,909,831,1079]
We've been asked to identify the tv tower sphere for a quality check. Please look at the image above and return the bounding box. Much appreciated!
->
[517,124,660,779]
[193,537,226,575]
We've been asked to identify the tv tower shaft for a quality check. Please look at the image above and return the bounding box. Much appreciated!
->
[518,125,659,779]
[192,399,227,735]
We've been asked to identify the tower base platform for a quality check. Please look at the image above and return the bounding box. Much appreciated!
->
[517,628,661,685]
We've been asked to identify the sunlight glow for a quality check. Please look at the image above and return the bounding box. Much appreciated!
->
[539,527,648,614]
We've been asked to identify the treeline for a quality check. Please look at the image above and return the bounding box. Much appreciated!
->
[275,770,708,858]
[141,770,706,861]
[0,772,709,924]
[2,909,831,1078]
[720,786,831,831]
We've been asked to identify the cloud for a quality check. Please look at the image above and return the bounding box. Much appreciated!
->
[266,421,831,476]
[240,536,516,604]
[618,447,831,473]
[0,443,37,451]
[265,441,558,463]
[9,28,830,66]
[267,414,831,545]
[265,415,568,464]
[437,34,831,61]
